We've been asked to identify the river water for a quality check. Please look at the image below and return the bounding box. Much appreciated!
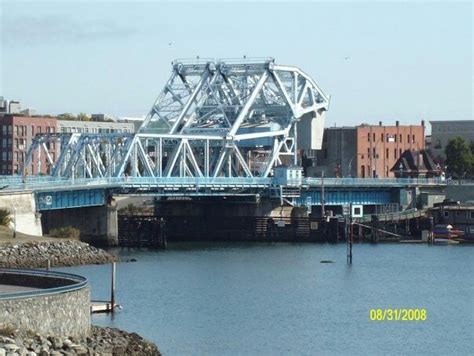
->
[61,243,473,355]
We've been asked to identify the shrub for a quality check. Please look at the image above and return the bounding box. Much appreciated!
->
[0,208,12,226]
[49,226,81,240]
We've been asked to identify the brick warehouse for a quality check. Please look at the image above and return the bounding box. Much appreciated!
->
[309,121,425,178]
[0,114,58,175]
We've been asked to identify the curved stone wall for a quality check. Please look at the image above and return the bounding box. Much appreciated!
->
[0,269,90,337]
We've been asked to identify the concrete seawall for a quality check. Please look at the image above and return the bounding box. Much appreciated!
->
[0,269,90,338]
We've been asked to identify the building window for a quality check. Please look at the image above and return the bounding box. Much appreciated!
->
[386,148,389,159]
[386,166,389,176]
[471,211,474,219]
[37,126,41,134]
[412,134,415,143]
[14,138,18,149]
[367,147,370,157]
[381,133,384,142]
[407,134,410,143]
[394,149,397,158]
[2,138,6,148]
[361,165,365,178]
[368,135,370,142]
[373,133,375,142]
[373,147,376,157]
[444,211,449,218]
[399,148,402,157]
[7,125,12,134]
[399,134,402,142]
[395,135,397,142]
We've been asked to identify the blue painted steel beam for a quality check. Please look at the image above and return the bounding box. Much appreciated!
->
[35,189,106,211]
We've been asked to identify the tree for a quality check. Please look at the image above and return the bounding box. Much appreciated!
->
[77,112,91,121]
[0,209,11,226]
[444,137,473,178]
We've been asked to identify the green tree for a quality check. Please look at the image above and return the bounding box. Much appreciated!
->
[445,137,473,178]
[77,112,91,121]
[0,209,12,226]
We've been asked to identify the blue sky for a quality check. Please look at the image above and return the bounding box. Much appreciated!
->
[1,0,472,127]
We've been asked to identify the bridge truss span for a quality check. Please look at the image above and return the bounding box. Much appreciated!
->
[25,58,329,181]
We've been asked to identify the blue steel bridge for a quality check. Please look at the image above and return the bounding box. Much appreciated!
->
[0,175,445,211]
[0,58,446,212]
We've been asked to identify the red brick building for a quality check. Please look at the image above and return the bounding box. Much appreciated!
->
[311,121,426,178]
[0,115,58,175]
[356,122,425,178]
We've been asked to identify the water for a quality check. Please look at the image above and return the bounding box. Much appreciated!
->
[60,243,473,355]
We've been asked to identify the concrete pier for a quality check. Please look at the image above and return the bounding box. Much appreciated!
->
[42,205,118,246]
[0,191,43,236]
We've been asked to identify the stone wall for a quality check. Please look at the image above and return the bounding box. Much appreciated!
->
[0,285,90,338]
[0,191,42,236]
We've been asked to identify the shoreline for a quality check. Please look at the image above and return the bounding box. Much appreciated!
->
[0,325,160,355]
[0,239,117,269]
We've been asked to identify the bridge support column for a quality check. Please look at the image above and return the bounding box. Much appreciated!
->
[42,205,118,247]
[0,192,43,236]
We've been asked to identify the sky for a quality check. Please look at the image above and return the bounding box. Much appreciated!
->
[0,0,472,128]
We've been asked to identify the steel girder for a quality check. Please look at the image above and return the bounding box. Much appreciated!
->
[25,58,329,179]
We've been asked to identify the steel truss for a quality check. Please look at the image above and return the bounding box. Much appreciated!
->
[25,58,329,179]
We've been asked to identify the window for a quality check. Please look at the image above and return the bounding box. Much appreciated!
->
[2,125,7,134]
[14,125,19,135]
[14,138,18,148]
[7,138,12,147]
[37,126,41,134]
[412,134,415,143]
[2,152,6,160]
[367,147,370,157]
[471,211,474,219]
[373,133,376,142]
[399,148,402,157]
[394,149,397,158]
[444,211,449,218]
[395,135,397,142]
[7,125,12,134]
[381,133,384,142]
[386,166,389,176]
[407,134,410,143]
[373,147,376,157]
[2,138,6,148]
[368,135,370,142]
[386,148,389,159]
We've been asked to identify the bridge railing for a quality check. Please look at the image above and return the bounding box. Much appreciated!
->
[303,177,446,186]
[0,175,447,193]
[0,176,274,192]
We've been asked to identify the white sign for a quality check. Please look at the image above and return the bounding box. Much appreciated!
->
[351,204,363,218]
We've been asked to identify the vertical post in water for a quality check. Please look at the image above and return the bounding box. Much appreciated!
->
[347,204,353,264]
[321,170,325,217]
[111,262,116,312]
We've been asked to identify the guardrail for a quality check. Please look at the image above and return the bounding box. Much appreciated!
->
[0,268,88,300]
[0,175,448,193]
